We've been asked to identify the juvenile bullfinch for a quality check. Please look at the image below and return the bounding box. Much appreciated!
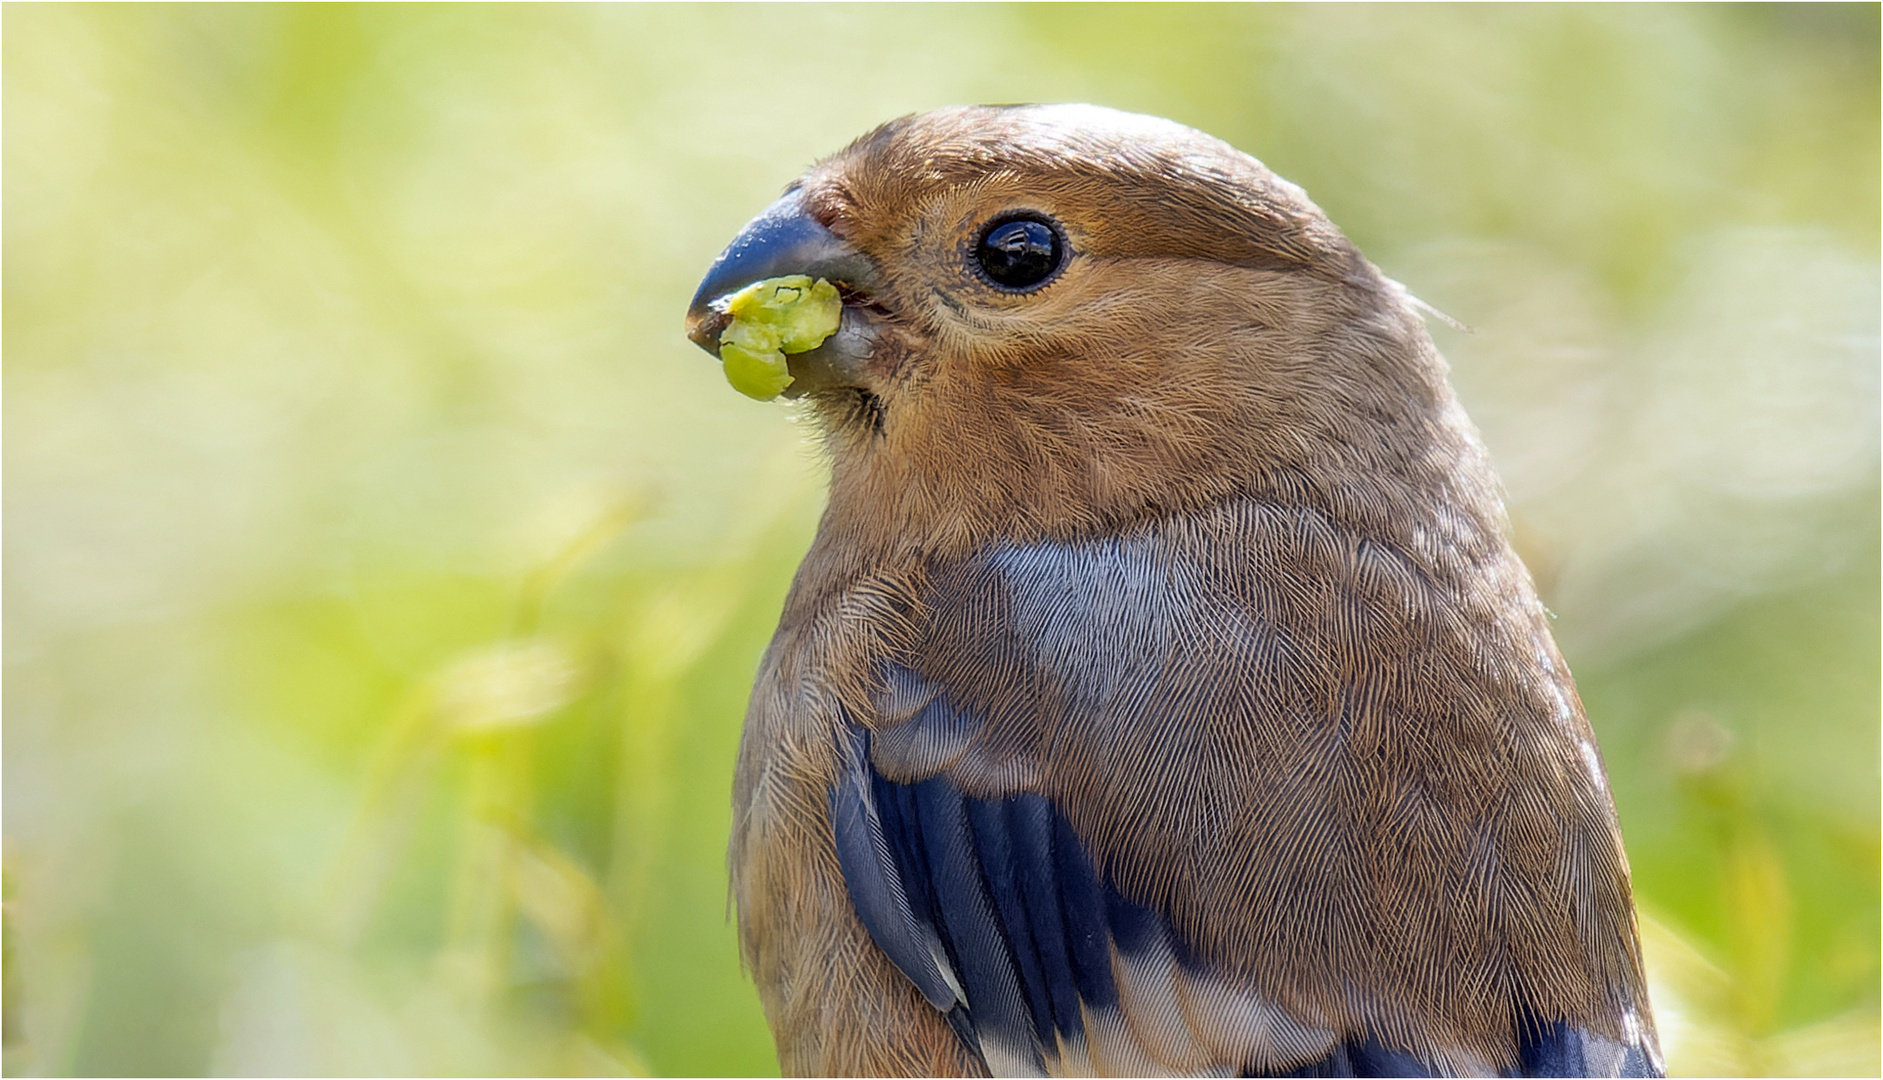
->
[684,105,1660,1079]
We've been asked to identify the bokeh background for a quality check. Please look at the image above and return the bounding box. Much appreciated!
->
[4,4,1877,1076]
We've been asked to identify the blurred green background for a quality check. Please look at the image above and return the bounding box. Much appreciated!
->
[4,4,1876,1076]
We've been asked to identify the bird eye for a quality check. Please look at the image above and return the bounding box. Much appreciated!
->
[974,213,1065,291]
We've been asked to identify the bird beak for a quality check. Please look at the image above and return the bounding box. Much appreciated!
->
[685,189,881,397]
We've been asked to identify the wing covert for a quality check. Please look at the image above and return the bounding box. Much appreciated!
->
[832,704,1345,1077]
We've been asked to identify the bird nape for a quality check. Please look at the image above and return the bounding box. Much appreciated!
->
[683,105,1662,1079]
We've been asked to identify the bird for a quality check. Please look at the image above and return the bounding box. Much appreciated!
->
[683,104,1662,1078]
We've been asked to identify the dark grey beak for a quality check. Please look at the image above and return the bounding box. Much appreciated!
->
[685,189,879,358]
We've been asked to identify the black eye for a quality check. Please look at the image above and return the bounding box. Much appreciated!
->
[974,213,1065,291]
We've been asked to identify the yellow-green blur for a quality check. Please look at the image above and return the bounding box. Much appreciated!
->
[3,5,1876,1077]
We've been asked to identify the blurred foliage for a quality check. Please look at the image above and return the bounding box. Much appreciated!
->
[3,4,1876,1077]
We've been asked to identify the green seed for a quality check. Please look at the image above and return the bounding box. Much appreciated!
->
[716,276,843,401]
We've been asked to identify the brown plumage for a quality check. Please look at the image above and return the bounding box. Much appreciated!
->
[686,105,1660,1077]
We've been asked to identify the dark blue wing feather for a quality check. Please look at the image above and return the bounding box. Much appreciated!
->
[829,722,960,1013]
[1277,1034,1436,1077]
[833,713,1176,1073]
[1513,1016,1658,1078]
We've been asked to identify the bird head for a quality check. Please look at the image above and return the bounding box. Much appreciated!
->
[687,105,1473,559]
